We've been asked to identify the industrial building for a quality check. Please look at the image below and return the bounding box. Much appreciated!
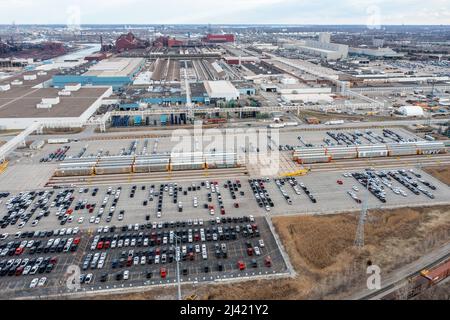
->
[283,34,349,61]
[204,34,235,43]
[0,85,112,129]
[52,58,145,89]
[203,80,240,102]
[349,47,404,58]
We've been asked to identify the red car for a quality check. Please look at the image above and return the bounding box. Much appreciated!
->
[264,256,272,267]
[50,256,58,264]
[15,266,24,276]
[220,208,226,215]
[160,268,167,278]
[104,241,110,249]
[337,180,343,185]
[96,241,103,250]
[247,247,253,256]
[126,257,133,267]
[237,261,246,271]
[15,247,23,255]
[233,203,239,208]
[73,237,81,245]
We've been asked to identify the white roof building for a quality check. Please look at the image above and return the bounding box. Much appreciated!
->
[204,81,240,101]
[398,105,424,117]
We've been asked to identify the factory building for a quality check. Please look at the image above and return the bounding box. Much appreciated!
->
[115,32,148,52]
[295,40,348,61]
[204,34,235,43]
[349,47,403,58]
[0,85,112,129]
[283,33,348,61]
[52,58,145,89]
[203,81,240,102]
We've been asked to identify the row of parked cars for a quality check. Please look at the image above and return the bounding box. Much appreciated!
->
[0,256,57,277]
[249,178,273,212]
[1,190,55,229]
[40,146,70,163]
[89,221,261,253]
[0,236,80,256]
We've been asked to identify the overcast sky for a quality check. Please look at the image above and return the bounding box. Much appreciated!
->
[0,0,449,25]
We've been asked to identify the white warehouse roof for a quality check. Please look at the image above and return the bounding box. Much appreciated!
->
[398,105,424,117]
[204,81,240,101]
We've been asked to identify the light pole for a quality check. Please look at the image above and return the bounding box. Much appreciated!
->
[175,235,182,300]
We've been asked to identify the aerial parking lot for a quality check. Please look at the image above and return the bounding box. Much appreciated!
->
[0,216,286,299]
[0,169,448,233]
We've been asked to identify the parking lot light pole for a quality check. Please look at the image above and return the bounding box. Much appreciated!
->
[175,235,182,300]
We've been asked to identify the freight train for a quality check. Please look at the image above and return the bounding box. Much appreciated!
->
[382,258,450,300]
[54,152,238,177]
[293,141,447,164]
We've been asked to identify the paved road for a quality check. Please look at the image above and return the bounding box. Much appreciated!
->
[1,117,446,143]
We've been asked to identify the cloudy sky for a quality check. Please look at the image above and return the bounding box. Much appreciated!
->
[0,0,449,25]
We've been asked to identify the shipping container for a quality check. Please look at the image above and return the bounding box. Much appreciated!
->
[297,155,331,164]
[327,146,357,160]
[387,143,417,156]
[416,142,446,155]
[421,260,450,283]
[95,165,132,175]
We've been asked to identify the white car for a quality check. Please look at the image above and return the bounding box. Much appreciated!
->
[254,246,261,256]
[37,277,47,287]
[123,270,129,280]
[30,278,39,288]
[84,274,93,284]
[94,217,100,224]
[89,216,95,223]
[259,239,265,248]
[78,217,84,224]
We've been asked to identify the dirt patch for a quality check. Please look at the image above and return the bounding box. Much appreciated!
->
[423,166,450,186]
[198,205,450,300]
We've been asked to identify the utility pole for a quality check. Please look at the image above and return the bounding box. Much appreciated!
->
[355,174,369,248]
[175,235,182,300]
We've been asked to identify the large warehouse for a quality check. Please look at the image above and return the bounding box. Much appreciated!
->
[52,57,145,89]
[0,84,112,129]
[203,81,240,102]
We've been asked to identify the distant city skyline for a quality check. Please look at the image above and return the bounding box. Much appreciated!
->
[0,0,449,25]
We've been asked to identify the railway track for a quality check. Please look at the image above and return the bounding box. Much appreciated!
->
[46,167,249,187]
[307,154,450,172]
[359,252,450,300]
